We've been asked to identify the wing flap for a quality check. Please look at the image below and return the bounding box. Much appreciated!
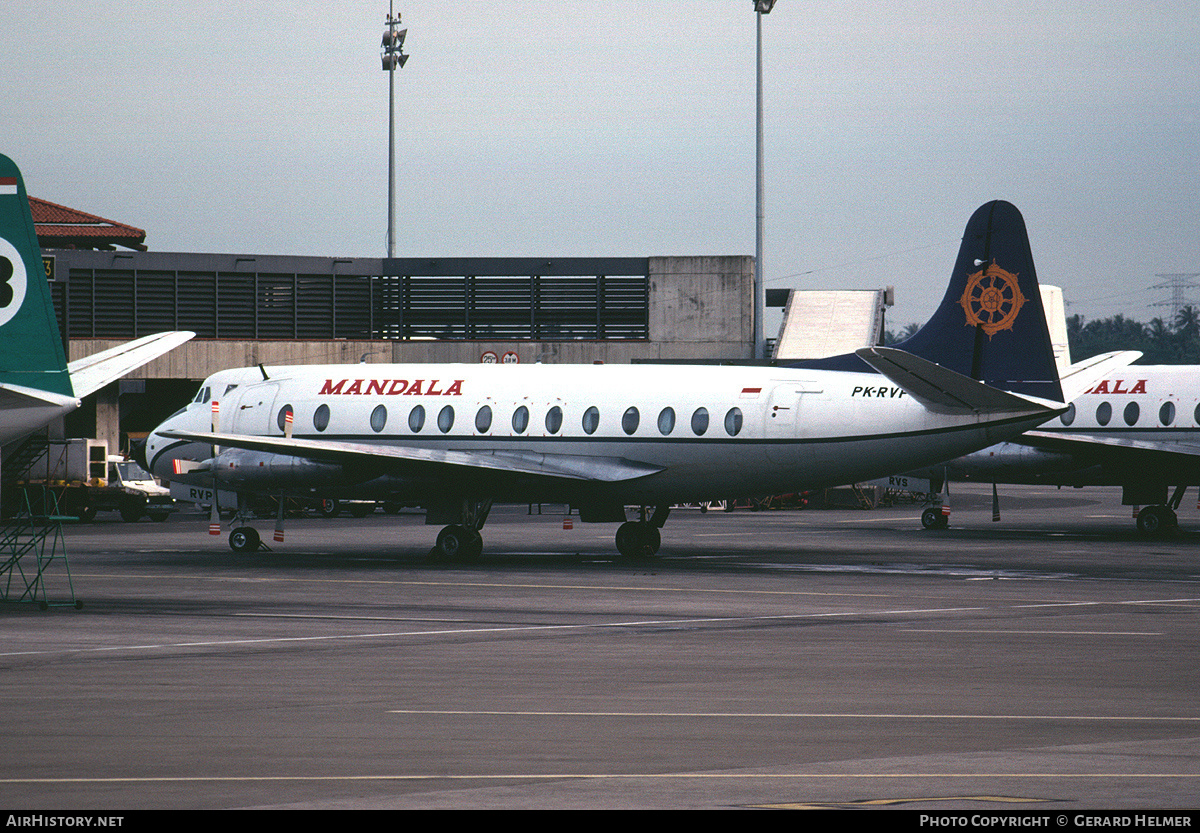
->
[159,429,664,483]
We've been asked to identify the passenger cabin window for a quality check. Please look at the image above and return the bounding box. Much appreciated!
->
[277,404,293,432]
[657,407,675,435]
[545,406,563,434]
[622,407,640,435]
[1123,402,1139,426]
[475,405,492,433]
[1161,401,1176,426]
[582,406,599,435]
[1060,403,1076,426]
[314,404,331,432]
[371,404,387,433]
[724,407,743,436]
[409,404,425,432]
[437,405,455,433]
[512,405,529,433]
[691,407,709,436]
[1095,402,1112,426]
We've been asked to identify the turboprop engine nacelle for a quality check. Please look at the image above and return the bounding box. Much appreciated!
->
[945,442,1081,479]
[211,449,353,490]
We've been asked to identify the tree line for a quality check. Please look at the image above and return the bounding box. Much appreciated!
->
[884,305,1200,364]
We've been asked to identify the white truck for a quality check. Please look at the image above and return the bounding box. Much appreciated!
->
[7,440,176,522]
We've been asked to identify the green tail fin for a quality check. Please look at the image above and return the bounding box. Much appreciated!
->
[0,154,72,398]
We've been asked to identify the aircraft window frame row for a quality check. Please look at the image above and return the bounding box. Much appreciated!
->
[277,402,747,437]
[1060,400,1191,428]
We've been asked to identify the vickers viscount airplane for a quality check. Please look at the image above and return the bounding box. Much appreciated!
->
[145,200,1114,560]
[915,365,1200,536]
[0,153,193,446]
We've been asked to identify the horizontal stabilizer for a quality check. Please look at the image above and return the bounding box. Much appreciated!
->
[69,331,195,399]
[856,346,1062,416]
[1057,350,1142,403]
[0,383,79,411]
[159,430,665,483]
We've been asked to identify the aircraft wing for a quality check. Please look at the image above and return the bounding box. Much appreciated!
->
[854,347,1064,415]
[1021,429,1200,461]
[68,331,195,399]
[159,429,665,483]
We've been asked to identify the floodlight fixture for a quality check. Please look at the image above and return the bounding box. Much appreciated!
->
[381,4,410,259]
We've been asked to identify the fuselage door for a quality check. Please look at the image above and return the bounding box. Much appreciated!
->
[764,383,812,465]
[229,382,281,436]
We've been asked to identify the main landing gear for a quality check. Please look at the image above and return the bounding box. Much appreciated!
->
[428,499,492,563]
[614,505,670,559]
[1135,485,1186,538]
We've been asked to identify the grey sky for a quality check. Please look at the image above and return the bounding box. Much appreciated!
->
[4,1,1197,331]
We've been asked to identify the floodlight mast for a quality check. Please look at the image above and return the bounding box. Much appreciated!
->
[382,3,410,259]
[754,1,776,360]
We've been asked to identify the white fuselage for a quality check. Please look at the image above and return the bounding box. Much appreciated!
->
[937,365,1200,484]
[146,362,1053,504]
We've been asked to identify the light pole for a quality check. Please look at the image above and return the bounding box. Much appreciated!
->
[381,3,409,259]
[754,1,776,360]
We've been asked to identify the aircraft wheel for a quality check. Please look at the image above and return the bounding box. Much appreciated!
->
[615,521,661,559]
[921,507,949,530]
[229,526,261,553]
[434,524,481,561]
[1136,505,1177,538]
[318,499,341,518]
[119,496,146,523]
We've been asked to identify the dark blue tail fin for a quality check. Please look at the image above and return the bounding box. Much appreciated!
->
[893,200,1062,402]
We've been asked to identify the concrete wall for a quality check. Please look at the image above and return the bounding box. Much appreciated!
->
[69,255,754,376]
[69,255,754,442]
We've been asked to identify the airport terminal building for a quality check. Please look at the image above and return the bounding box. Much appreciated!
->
[35,199,898,455]
[34,199,755,452]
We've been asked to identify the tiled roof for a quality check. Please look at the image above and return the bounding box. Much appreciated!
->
[30,196,147,251]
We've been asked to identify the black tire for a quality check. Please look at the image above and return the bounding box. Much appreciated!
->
[119,497,145,523]
[615,521,661,559]
[435,525,468,560]
[318,499,340,518]
[1136,505,1175,537]
[921,507,949,530]
[229,526,261,553]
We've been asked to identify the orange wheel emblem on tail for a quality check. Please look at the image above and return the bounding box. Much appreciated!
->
[958,261,1026,337]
